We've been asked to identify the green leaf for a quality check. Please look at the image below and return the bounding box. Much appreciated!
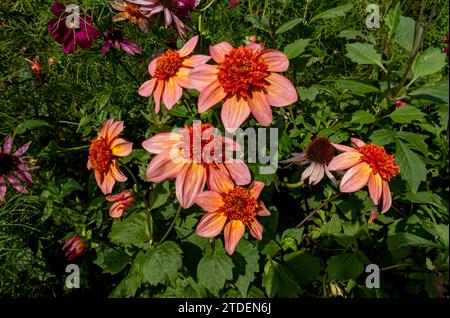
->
[262,259,302,297]
[409,80,449,104]
[94,248,130,275]
[389,105,425,124]
[393,16,421,52]
[320,213,342,236]
[140,241,183,286]
[284,251,322,284]
[284,39,311,59]
[370,129,396,145]
[59,178,83,199]
[197,249,234,296]
[311,2,353,22]
[412,47,446,79]
[109,271,141,298]
[149,181,171,210]
[15,119,53,135]
[387,233,438,250]
[385,3,401,39]
[109,211,149,246]
[402,192,447,209]
[335,80,380,96]
[396,131,428,156]
[326,253,364,281]
[233,240,259,297]
[282,228,304,245]
[345,43,384,70]
[296,86,320,101]
[351,110,376,125]
[338,30,366,40]
[275,17,303,34]
[395,140,427,193]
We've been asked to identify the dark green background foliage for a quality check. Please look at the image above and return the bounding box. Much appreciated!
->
[0,0,448,298]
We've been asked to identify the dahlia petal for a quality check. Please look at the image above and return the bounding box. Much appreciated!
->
[0,177,7,201]
[196,212,227,238]
[221,95,251,133]
[174,67,194,89]
[328,151,362,171]
[381,180,392,213]
[194,191,224,212]
[339,162,372,193]
[248,218,263,240]
[112,12,128,22]
[261,49,289,72]
[309,163,325,185]
[209,42,233,63]
[182,54,211,68]
[198,80,226,113]
[105,192,123,202]
[249,181,265,199]
[332,143,356,152]
[111,138,133,157]
[148,57,159,76]
[175,163,207,208]
[87,159,92,170]
[101,171,116,195]
[2,136,13,154]
[94,170,103,191]
[110,160,127,182]
[109,202,124,218]
[146,150,187,183]
[153,80,165,113]
[142,132,182,154]
[162,77,182,110]
[351,138,366,149]
[207,166,234,193]
[224,161,251,185]
[189,64,219,91]
[265,73,298,107]
[6,175,28,194]
[248,91,272,126]
[105,121,124,144]
[246,42,264,53]
[301,162,316,181]
[178,35,199,57]
[138,78,157,97]
[13,141,31,157]
[224,220,245,255]
[257,201,271,216]
[368,173,383,205]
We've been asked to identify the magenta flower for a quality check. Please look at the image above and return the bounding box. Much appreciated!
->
[0,136,33,201]
[101,29,141,55]
[47,2,100,54]
[62,236,87,260]
[395,100,407,108]
[177,0,200,18]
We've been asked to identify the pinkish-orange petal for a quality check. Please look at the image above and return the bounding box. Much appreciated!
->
[224,220,245,255]
[142,132,182,154]
[248,218,263,240]
[265,73,298,107]
[196,212,227,238]
[178,35,199,57]
[381,180,392,213]
[189,64,219,91]
[105,121,125,144]
[162,77,183,110]
[194,191,224,212]
[100,171,116,195]
[109,202,124,218]
[146,149,187,183]
[174,66,194,89]
[328,151,362,171]
[209,42,233,63]
[339,162,372,193]
[224,161,251,185]
[351,138,366,149]
[94,170,103,191]
[246,42,264,53]
[332,143,356,152]
[207,166,235,193]
[247,90,272,126]
[176,163,207,208]
[110,160,127,182]
[261,49,289,72]
[221,95,251,133]
[257,201,271,216]
[87,159,92,170]
[153,80,164,113]
[198,80,226,113]
[182,54,211,68]
[249,181,265,199]
[138,78,157,97]
[148,57,159,76]
[368,173,383,205]
[111,138,133,157]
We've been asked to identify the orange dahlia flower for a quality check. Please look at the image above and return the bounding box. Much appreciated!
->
[195,170,270,255]
[106,189,135,218]
[328,138,400,213]
[87,120,133,194]
[142,121,251,208]
[138,35,210,113]
[189,42,298,132]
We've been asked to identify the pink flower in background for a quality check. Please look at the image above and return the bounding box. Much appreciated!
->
[189,42,298,132]
[328,138,400,213]
[444,34,449,56]
[106,190,135,218]
[138,35,210,113]
[177,0,200,18]
[101,29,141,55]
[111,1,150,32]
[48,2,100,54]
[228,0,241,8]
[0,136,33,201]
[395,100,406,108]
[62,236,87,260]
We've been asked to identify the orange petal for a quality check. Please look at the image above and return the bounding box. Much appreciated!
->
[146,150,187,183]
[148,57,159,76]
[265,73,298,107]
[99,119,113,139]
[100,171,116,195]
[198,80,226,113]
[87,159,92,170]
[332,142,356,152]
[110,160,127,182]
[112,12,128,22]
[246,42,264,53]
[339,162,372,193]
[174,66,194,89]
[142,132,182,154]
[261,49,289,72]
[381,180,392,213]
[176,163,207,208]
[94,170,103,191]
[221,95,250,133]
[138,78,157,97]
[178,35,199,57]
[189,64,219,91]
[368,173,383,205]
[105,120,124,144]
[224,161,251,185]
[247,91,272,126]
[196,212,227,238]
[182,54,211,68]
[109,202,124,218]
[249,181,265,199]
[207,166,234,193]
[153,80,164,113]
[257,201,271,216]
[328,151,362,171]
[248,218,263,240]
[224,220,245,255]
[194,191,224,212]
[209,42,233,63]
[111,138,133,157]
[162,77,182,110]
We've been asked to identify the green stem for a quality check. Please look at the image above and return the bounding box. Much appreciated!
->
[279,180,304,188]
[198,0,217,11]
[295,193,341,228]
[158,204,182,245]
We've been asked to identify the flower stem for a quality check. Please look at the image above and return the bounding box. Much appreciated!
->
[295,193,341,228]
[157,204,182,245]
[279,180,304,188]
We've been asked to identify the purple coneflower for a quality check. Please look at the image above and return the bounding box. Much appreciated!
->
[101,29,141,55]
[281,136,336,186]
[62,235,87,260]
[0,136,33,201]
[47,2,100,54]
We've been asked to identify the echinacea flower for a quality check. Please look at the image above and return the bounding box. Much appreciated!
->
[281,136,336,185]
[62,235,87,260]
[101,29,141,55]
[48,2,100,54]
[328,138,400,213]
[138,35,210,113]
[87,120,133,195]
[111,1,149,32]
[189,41,298,132]
[106,189,135,218]
[177,0,200,19]
[142,121,250,208]
[195,171,270,255]
[0,136,33,201]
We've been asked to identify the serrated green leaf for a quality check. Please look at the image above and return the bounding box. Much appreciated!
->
[370,129,396,145]
[197,250,234,296]
[94,248,130,275]
[396,131,428,156]
[311,2,353,22]
[389,105,425,124]
[385,3,401,39]
[345,43,384,70]
[395,140,427,193]
[275,17,303,34]
[326,253,364,281]
[412,47,446,79]
[335,80,380,96]
[351,110,376,125]
[233,240,259,297]
[109,211,149,246]
[296,86,320,101]
[284,251,322,284]
[262,259,302,297]
[402,192,447,209]
[109,271,141,298]
[393,16,422,52]
[284,39,310,59]
[387,233,438,250]
[409,80,449,104]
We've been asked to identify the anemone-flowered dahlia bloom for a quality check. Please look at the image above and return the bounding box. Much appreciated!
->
[142,121,251,208]
[189,42,298,132]
[281,136,336,185]
[111,1,149,32]
[0,137,33,201]
[328,138,400,213]
[195,171,270,255]
[48,2,100,54]
[101,29,141,55]
[87,120,133,195]
[138,35,210,113]
[106,189,135,218]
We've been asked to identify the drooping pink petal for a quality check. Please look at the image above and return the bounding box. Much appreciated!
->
[162,77,183,110]
[261,49,289,72]
[146,149,187,183]
[194,191,224,212]
[248,218,263,240]
[100,171,116,194]
[0,177,6,201]
[109,202,124,218]
[110,160,127,182]
[198,80,226,113]
[328,151,362,171]
[351,138,366,149]
[209,42,233,63]
[15,170,33,185]
[153,80,165,113]
[332,143,356,152]
[339,162,372,193]
[221,95,251,132]
[111,138,133,157]
[6,175,27,193]
[148,57,159,76]
[257,201,271,216]
[247,90,272,126]
[224,220,245,255]
[309,163,325,185]
[265,73,298,107]
[224,161,251,185]
[301,162,316,181]
[189,64,219,91]
[324,166,336,185]
[142,132,182,154]
[368,173,383,205]
[182,54,211,68]
[178,35,199,57]
[381,180,392,213]
[207,166,235,193]
[196,212,228,238]
[163,8,172,27]
[138,78,157,97]
[176,163,207,208]
[249,181,265,199]
[13,141,31,157]
[2,136,13,154]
